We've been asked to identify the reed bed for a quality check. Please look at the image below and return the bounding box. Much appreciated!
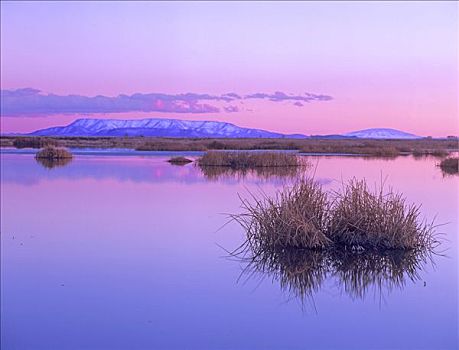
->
[3,136,457,157]
[438,157,458,175]
[232,177,438,253]
[35,146,73,160]
[13,137,57,149]
[197,151,303,169]
[167,156,193,165]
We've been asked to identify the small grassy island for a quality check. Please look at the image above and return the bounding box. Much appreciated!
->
[233,177,437,252]
[197,151,303,168]
[439,157,459,175]
[167,156,193,165]
[35,146,73,160]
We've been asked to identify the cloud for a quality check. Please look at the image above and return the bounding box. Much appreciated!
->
[245,91,333,104]
[223,105,239,112]
[293,102,304,107]
[0,88,333,117]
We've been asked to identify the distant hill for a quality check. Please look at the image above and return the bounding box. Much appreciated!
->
[344,128,420,139]
[27,118,421,139]
[29,118,307,138]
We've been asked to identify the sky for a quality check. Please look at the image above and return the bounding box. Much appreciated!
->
[0,1,457,136]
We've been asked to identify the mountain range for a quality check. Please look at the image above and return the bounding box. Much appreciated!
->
[28,118,421,139]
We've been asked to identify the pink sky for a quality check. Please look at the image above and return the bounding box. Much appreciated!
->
[1,1,457,136]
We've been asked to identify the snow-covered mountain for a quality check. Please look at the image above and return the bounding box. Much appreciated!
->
[344,128,420,139]
[29,118,307,138]
[28,118,421,139]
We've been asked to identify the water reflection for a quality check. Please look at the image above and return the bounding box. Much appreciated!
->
[199,165,302,181]
[234,246,432,305]
[35,156,73,169]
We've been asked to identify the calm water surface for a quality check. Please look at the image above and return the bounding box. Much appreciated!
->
[1,152,458,349]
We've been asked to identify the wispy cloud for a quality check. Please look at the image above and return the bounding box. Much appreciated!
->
[0,88,333,117]
[245,91,333,103]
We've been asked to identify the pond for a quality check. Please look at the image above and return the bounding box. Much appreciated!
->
[1,152,457,349]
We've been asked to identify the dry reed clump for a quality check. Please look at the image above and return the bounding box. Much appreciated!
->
[197,151,303,168]
[167,156,193,165]
[35,146,73,159]
[233,178,437,253]
[439,157,458,175]
[328,179,435,250]
[233,178,331,252]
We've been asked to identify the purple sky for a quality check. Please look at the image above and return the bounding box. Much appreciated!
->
[0,1,457,136]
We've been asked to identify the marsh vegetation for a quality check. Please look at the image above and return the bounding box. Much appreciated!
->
[197,151,304,169]
[2,135,457,157]
[232,177,438,252]
[35,146,73,160]
[35,146,73,168]
[229,177,439,303]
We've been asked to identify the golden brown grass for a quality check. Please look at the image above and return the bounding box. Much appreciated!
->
[233,178,330,251]
[35,146,73,159]
[197,151,303,168]
[328,179,435,250]
[233,177,437,252]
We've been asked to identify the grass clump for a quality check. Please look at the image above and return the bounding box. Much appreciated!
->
[234,178,331,251]
[197,151,302,168]
[35,146,73,160]
[233,177,437,252]
[439,157,458,175]
[167,156,193,165]
[328,179,435,250]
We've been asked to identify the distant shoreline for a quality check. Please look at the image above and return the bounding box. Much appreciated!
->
[1,136,458,157]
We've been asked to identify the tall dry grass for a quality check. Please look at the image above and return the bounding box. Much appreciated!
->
[232,177,438,252]
[35,146,73,159]
[197,151,303,168]
[233,178,331,252]
[328,179,436,250]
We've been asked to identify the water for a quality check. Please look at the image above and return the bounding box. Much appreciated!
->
[1,152,458,349]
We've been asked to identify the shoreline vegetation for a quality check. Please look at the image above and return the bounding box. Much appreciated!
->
[2,136,458,157]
